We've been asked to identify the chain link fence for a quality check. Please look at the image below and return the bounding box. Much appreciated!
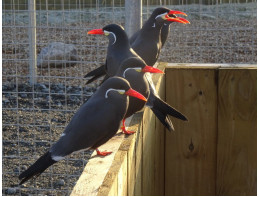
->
[2,0,256,195]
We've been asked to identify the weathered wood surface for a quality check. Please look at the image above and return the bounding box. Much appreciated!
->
[165,67,218,195]
[70,133,126,196]
[153,69,166,196]
[217,68,257,195]
[165,64,256,196]
[166,63,255,68]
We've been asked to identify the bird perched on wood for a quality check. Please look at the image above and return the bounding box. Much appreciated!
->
[86,24,188,132]
[116,57,165,134]
[84,7,189,83]
[18,77,147,185]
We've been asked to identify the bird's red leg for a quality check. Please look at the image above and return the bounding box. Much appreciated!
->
[121,119,135,135]
[96,148,112,156]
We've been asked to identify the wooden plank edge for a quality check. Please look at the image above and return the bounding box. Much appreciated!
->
[165,62,256,69]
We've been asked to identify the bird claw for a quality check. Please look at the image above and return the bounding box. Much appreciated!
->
[121,126,135,135]
[96,150,112,156]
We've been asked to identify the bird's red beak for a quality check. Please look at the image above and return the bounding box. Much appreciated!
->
[87,29,104,35]
[165,10,190,24]
[168,10,188,16]
[142,65,164,74]
[125,88,147,102]
[166,16,190,24]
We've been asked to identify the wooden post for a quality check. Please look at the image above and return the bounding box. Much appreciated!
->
[217,68,257,195]
[164,64,256,196]
[165,66,218,195]
[28,0,37,84]
[142,63,166,196]
[125,0,142,38]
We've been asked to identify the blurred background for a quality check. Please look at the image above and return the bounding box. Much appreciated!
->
[2,0,257,195]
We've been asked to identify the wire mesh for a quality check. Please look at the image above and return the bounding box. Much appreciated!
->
[2,0,125,195]
[2,0,256,196]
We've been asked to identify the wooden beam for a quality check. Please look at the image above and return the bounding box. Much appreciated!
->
[134,116,143,195]
[165,67,218,195]
[153,70,166,196]
[142,63,166,195]
[166,63,256,68]
[142,108,156,195]
[217,68,257,195]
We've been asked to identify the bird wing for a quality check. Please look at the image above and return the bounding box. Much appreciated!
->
[50,96,126,157]
[129,29,140,45]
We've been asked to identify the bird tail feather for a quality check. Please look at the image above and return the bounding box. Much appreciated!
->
[151,108,175,131]
[19,152,57,185]
[84,65,106,84]
[152,97,188,121]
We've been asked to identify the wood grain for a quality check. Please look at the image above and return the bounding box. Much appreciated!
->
[134,114,143,196]
[124,112,142,196]
[73,65,256,196]
[153,66,166,196]
[142,63,166,195]
[217,68,257,195]
[165,67,218,195]
[142,108,156,195]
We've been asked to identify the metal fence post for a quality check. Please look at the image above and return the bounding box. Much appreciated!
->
[125,0,142,38]
[28,0,37,85]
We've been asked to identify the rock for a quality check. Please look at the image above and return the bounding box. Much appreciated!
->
[20,93,27,98]
[21,165,27,171]
[7,188,16,195]
[36,83,47,90]
[86,91,94,97]
[42,88,49,93]
[19,127,27,132]
[57,83,64,90]
[58,90,64,94]
[37,42,79,68]
[3,96,10,104]
[14,167,19,173]
[3,84,15,91]
[56,179,65,186]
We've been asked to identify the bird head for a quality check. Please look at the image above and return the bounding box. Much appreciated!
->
[118,57,164,78]
[103,77,147,101]
[152,7,190,25]
[87,24,127,45]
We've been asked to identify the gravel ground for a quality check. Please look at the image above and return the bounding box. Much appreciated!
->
[2,82,96,195]
[2,3,257,196]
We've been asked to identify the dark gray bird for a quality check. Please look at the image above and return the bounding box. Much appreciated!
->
[130,7,189,66]
[84,7,189,83]
[116,57,165,134]
[86,24,140,84]
[87,24,188,132]
[129,9,188,48]
[18,77,147,185]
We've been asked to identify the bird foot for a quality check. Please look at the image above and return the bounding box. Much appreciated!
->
[121,126,135,135]
[96,149,112,156]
